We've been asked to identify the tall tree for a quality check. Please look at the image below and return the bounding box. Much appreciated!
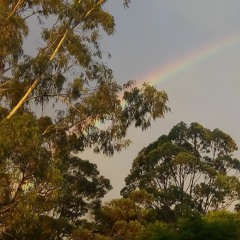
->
[121,122,240,222]
[0,0,169,239]
[0,0,170,154]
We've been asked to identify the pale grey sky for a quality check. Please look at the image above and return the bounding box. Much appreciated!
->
[81,0,240,200]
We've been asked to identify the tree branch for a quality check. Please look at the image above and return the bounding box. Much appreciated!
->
[6,0,25,20]
[3,0,106,122]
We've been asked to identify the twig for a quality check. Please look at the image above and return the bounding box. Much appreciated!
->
[6,0,25,20]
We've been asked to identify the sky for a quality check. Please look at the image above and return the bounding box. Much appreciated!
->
[80,0,240,201]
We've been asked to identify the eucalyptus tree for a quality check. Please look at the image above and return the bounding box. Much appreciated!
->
[121,122,240,222]
[0,0,170,239]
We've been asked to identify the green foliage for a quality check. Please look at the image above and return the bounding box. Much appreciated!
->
[0,113,112,239]
[135,210,240,240]
[137,221,176,240]
[95,190,153,240]
[122,122,240,222]
[122,84,169,131]
[0,0,170,238]
[178,211,240,240]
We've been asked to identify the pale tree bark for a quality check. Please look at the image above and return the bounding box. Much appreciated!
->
[6,0,25,20]
[3,0,105,122]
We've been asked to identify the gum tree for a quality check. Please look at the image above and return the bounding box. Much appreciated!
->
[0,0,169,239]
[122,122,240,222]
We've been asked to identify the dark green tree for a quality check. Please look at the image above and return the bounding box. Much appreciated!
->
[121,122,240,222]
[136,210,240,240]
[0,1,169,239]
[178,210,240,240]
[0,112,112,239]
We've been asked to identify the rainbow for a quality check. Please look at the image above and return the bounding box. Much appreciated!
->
[97,34,240,128]
[137,33,240,87]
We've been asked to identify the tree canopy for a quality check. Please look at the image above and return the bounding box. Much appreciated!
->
[0,1,170,239]
[0,0,170,154]
[136,210,240,240]
[121,122,240,222]
[2,1,240,240]
[94,190,154,240]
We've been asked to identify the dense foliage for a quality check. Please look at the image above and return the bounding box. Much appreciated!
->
[93,194,240,240]
[122,122,240,222]
[1,1,240,239]
[136,210,240,240]
[0,1,170,239]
